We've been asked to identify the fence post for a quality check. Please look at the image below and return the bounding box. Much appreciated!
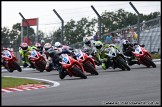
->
[129,2,141,44]
[53,9,64,44]
[91,5,102,40]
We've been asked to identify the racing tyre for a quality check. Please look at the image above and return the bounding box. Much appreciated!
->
[37,60,46,72]
[13,61,22,72]
[144,56,156,68]
[72,66,87,79]
[85,63,98,75]
[117,56,131,71]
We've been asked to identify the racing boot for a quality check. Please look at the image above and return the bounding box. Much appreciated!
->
[102,62,107,70]
[23,62,29,68]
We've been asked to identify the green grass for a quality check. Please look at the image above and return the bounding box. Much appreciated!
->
[152,54,161,59]
[1,77,44,88]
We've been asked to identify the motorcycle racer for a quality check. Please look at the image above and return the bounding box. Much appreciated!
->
[19,42,37,68]
[122,40,140,65]
[94,41,119,70]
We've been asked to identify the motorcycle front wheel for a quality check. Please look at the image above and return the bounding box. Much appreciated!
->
[116,56,131,71]
[12,61,22,72]
[72,66,87,79]
[84,63,98,75]
[144,55,156,68]
[37,60,46,72]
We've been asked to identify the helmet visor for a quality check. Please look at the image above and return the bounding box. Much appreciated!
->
[96,45,102,49]
[22,47,28,50]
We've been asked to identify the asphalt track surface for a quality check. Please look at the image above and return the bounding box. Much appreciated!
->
[1,62,161,106]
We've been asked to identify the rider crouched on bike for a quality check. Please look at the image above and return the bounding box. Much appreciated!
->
[43,43,55,71]
[82,36,96,56]
[54,42,73,79]
[19,42,37,68]
[94,41,119,70]
[35,42,44,54]
[122,40,141,65]
[1,47,13,68]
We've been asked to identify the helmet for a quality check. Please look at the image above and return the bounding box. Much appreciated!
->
[35,43,42,51]
[122,40,129,45]
[44,43,52,51]
[20,43,28,51]
[83,37,90,45]
[35,43,41,47]
[95,41,103,50]
[54,42,62,48]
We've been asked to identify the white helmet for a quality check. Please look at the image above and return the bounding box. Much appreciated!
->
[122,40,129,45]
[54,42,62,48]
[83,37,91,45]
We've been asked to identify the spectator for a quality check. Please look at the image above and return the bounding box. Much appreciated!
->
[130,29,138,42]
[114,33,121,44]
[126,29,133,43]
[105,32,113,44]
[93,32,99,41]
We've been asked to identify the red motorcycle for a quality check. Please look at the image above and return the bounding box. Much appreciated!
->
[74,49,98,75]
[28,49,47,72]
[131,45,156,68]
[59,53,87,79]
[1,49,22,72]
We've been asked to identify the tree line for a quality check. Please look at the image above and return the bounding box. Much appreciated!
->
[1,9,160,51]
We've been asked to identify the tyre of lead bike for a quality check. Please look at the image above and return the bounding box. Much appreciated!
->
[84,63,98,75]
[6,68,14,73]
[116,56,131,71]
[12,61,22,72]
[144,55,156,68]
[72,66,87,79]
[37,60,46,72]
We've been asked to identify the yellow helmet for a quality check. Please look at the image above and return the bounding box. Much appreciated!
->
[95,41,103,49]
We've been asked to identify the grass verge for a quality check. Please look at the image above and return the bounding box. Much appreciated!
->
[2,77,44,88]
[152,54,161,59]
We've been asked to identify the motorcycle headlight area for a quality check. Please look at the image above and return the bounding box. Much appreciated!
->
[61,54,70,64]
[30,51,38,58]
[105,48,116,56]
[105,48,111,53]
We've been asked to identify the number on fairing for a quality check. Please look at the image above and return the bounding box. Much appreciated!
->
[135,47,140,52]
[31,50,36,56]
[77,53,81,58]
[135,48,139,52]
[5,51,10,57]
[62,57,68,63]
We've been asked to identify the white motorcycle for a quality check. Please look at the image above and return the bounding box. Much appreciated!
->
[104,44,131,71]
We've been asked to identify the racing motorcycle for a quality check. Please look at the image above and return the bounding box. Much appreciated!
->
[104,44,131,71]
[1,49,22,72]
[59,53,87,79]
[74,49,98,75]
[126,44,156,68]
[82,49,100,66]
[28,49,47,72]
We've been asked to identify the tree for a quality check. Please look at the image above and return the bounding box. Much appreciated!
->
[1,27,11,48]
[1,23,37,51]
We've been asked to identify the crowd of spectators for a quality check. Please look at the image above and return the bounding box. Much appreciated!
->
[101,28,138,45]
